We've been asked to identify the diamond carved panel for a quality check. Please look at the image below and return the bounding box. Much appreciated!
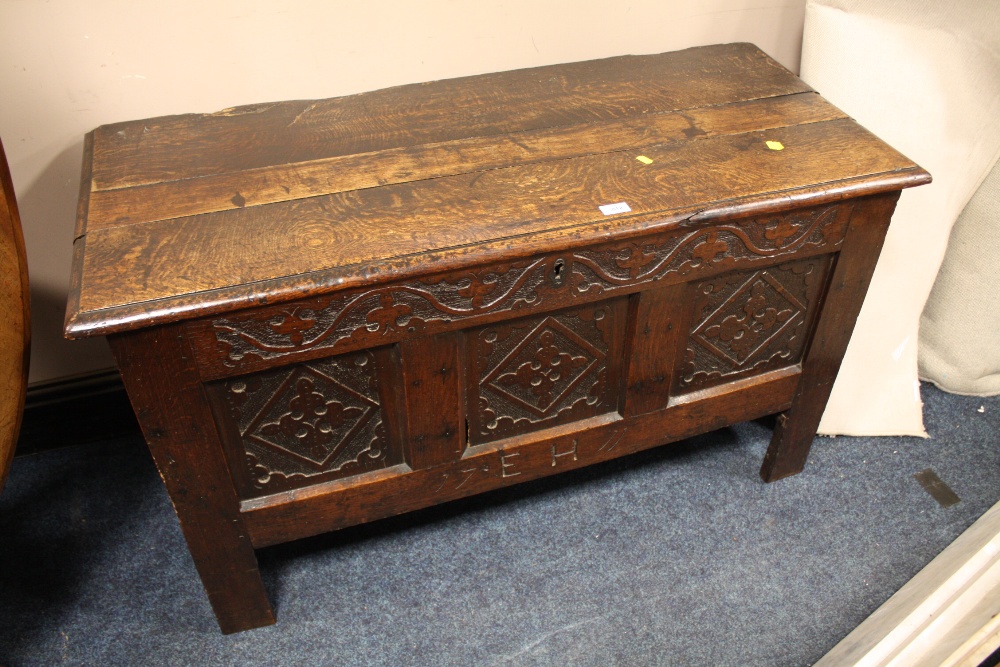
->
[677,256,832,393]
[468,301,624,445]
[243,367,378,467]
[692,271,805,366]
[214,351,399,497]
[484,318,605,417]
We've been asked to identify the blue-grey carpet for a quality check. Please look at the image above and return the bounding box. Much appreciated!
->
[1,383,997,666]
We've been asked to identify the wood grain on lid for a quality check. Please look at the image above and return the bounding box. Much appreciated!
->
[88,43,808,192]
[66,43,930,337]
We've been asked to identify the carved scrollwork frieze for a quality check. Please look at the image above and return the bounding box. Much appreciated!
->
[210,258,552,370]
[571,204,849,297]
[199,204,849,376]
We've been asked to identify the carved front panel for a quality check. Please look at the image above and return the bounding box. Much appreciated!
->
[467,300,626,445]
[676,255,832,393]
[210,350,401,498]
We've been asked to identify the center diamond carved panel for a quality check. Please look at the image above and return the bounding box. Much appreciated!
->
[484,318,604,417]
[468,300,626,445]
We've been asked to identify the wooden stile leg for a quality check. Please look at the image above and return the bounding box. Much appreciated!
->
[760,192,901,483]
[109,325,276,633]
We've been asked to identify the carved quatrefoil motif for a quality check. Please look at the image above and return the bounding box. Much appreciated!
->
[693,271,805,366]
[242,366,378,467]
[484,317,604,417]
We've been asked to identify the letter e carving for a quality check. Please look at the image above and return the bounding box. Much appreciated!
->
[500,451,521,478]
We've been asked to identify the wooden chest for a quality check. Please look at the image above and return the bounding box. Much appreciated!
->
[64,43,930,633]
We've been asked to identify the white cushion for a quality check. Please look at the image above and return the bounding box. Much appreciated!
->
[800,0,1000,435]
[919,159,1000,396]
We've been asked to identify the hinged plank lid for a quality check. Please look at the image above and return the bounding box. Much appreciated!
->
[65,42,929,338]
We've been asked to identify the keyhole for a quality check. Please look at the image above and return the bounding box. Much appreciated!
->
[552,258,566,285]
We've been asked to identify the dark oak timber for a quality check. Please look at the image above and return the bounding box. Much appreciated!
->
[72,118,918,319]
[401,332,465,469]
[243,366,801,548]
[65,44,930,633]
[623,283,688,417]
[86,93,846,229]
[760,192,902,482]
[108,326,275,633]
[87,44,810,192]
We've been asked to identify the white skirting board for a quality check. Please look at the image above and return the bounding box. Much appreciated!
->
[816,500,1000,667]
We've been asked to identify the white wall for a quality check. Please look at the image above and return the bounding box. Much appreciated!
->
[0,0,806,384]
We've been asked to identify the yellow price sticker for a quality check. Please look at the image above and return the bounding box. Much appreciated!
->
[765,141,784,151]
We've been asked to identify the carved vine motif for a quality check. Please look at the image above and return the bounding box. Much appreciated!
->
[213,259,550,366]
[221,351,394,495]
[678,258,825,392]
[571,205,845,295]
[472,305,614,444]
[210,206,846,371]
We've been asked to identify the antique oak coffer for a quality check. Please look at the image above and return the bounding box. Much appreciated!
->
[65,44,930,633]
